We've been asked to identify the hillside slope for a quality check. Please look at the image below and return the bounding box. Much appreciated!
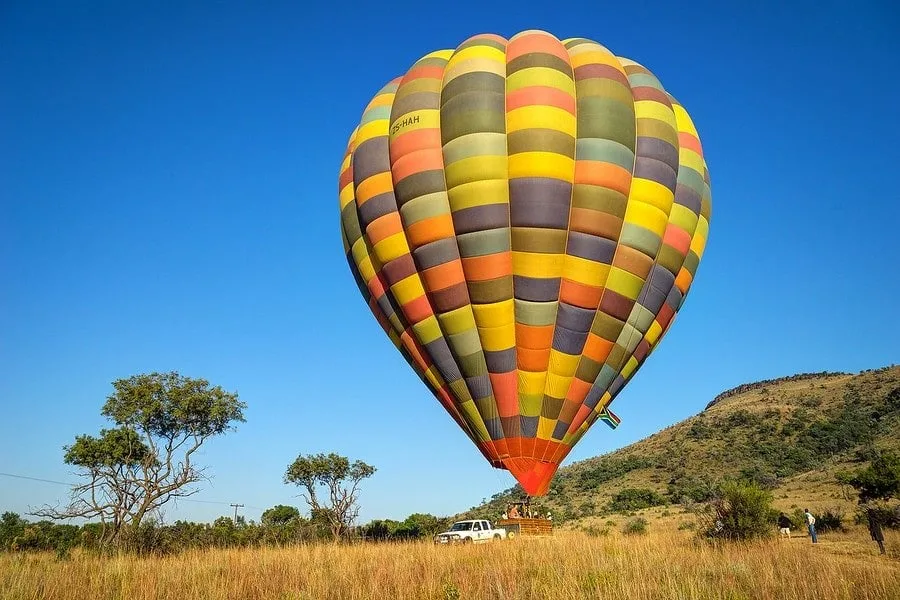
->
[464,365,900,523]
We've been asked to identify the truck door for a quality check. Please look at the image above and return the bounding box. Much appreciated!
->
[472,521,482,540]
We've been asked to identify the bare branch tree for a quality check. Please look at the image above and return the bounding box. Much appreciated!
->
[33,372,246,550]
[284,453,376,541]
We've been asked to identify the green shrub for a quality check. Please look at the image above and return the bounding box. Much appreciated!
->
[854,504,900,529]
[667,475,717,504]
[609,488,665,512]
[576,455,653,490]
[697,481,774,541]
[622,517,648,535]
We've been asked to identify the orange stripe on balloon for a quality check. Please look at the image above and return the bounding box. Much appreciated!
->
[663,225,692,256]
[391,148,444,183]
[406,214,455,247]
[421,259,466,291]
[675,268,693,293]
[366,277,385,298]
[565,378,592,403]
[490,372,519,417]
[403,65,445,82]
[518,347,551,372]
[506,86,575,114]
[391,128,443,162]
[583,334,614,363]
[339,167,353,191]
[506,32,570,63]
[356,172,393,203]
[400,293,433,324]
[568,405,592,434]
[365,212,403,244]
[559,279,603,309]
[460,252,512,280]
[678,132,703,156]
[516,323,553,349]
[574,161,632,196]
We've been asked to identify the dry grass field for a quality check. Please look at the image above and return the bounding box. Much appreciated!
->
[2,524,898,600]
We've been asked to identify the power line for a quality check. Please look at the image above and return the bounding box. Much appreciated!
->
[0,471,264,511]
[0,472,72,486]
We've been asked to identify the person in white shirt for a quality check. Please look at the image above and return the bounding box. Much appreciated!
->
[804,509,818,543]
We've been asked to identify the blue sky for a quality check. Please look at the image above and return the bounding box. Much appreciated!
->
[2,0,898,524]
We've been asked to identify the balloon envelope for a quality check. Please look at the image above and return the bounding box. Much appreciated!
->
[338,30,711,496]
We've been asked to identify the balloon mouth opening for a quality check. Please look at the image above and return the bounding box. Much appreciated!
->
[502,458,559,496]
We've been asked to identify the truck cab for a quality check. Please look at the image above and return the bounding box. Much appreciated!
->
[433,519,507,544]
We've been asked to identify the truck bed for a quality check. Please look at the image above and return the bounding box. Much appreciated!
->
[497,518,553,536]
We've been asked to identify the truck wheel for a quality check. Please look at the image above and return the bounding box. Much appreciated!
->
[494,534,501,541]
[463,537,472,544]
[507,531,516,540]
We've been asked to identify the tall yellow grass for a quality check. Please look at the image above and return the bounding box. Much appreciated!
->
[2,527,897,599]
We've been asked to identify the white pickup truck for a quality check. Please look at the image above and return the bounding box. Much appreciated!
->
[433,519,507,544]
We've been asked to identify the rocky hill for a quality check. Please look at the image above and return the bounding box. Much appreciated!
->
[463,365,900,524]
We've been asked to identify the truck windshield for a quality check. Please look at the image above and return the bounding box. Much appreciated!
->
[449,522,473,531]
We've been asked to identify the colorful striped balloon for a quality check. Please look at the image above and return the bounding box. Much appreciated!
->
[338,30,711,496]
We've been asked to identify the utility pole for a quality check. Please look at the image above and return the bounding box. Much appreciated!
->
[230,503,244,525]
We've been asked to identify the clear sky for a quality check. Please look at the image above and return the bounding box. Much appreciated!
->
[2,0,898,525]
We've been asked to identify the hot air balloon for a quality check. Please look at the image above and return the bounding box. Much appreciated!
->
[338,30,711,496]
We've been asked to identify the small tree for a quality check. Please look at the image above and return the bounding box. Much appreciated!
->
[284,452,375,541]
[843,451,900,503]
[34,372,245,549]
[261,505,301,526]
[695,481,774,541]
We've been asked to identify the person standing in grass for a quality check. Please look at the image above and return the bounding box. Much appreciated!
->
[804,509,818,543]
[867,507,886,555]
[777,512,793,538]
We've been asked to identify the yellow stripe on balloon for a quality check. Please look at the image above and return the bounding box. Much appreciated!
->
[634,100,677,130]
[679,151,705,177]
[447,179,510,210]
[371,232,409,263]
[512,251,565,279]
[443,58,505,84]
[605,267,644,299]
[355,120,389,146]
[548,349,580,376]
[506,106,576,136]
[391,273,426,305]
[412,315,443,345]
[508,152,575,180]
[477,323,516,351]
[562,255,611,286]
[672,103,699,137]
[388,109,440,135]
[645,320,664,345]
[669,203,699,233]
[628,178,675,216]
[506,67,573,93]
[569,50,625,73]
[438,305,477,335]
[623,199,668,235]
[472,299,515,326]
[519,371,546,395]
[444,156,508,187]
